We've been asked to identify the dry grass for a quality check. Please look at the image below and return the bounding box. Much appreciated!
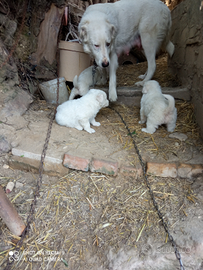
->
[0,169,199,270]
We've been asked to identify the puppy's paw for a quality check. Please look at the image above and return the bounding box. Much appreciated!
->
[86,128,95,134]
[167,126,175,132]
[141,128,155,134]
[135,81,144,87]
[139,120,145,124]
[75,125,83,131]
[92,121,101,127]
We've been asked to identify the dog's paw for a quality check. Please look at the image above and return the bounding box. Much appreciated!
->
[109,93,118,102]
[135,81,144,87]
[86,128,95,134]
[141,128,154,134]
[92,121,101,127]
[139,120,145,124]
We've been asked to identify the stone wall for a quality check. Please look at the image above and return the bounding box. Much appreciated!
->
[169,0,203,138]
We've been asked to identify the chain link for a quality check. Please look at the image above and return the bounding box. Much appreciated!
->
[92,60,98,87]
[110,106,185,270]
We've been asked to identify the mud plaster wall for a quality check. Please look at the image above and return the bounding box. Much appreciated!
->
[169,0,203,138]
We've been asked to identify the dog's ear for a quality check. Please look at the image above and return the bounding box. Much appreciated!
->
[110,24,116,39]
[79,22,89,43]
[106,20,116,39]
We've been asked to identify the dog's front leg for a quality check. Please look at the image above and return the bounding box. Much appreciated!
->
[90,117,101,127]
[109,53,118,102]
[80,120,95,133]
[139,108,147,124]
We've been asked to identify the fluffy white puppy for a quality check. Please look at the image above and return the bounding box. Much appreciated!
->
[139,80,177,134]
[69,66,108,100]
[55,89,109,133]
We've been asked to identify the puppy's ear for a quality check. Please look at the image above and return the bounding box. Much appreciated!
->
[96,93,104,104]
[79,22,89,43]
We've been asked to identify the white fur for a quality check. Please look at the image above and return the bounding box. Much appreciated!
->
[139,80,177,134]
[69,66,108,100]
[79,0,174,102]
[55,89,109,133]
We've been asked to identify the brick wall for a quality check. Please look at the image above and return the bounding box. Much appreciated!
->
[169,0,203,138]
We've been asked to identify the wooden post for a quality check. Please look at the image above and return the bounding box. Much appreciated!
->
[0,186,26,236]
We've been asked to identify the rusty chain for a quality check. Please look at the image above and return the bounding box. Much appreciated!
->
[92,60,98,87]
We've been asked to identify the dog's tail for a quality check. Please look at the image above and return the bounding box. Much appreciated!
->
[163,94,175,113]
[69,75,79,100]
[166,41,175,57]
[73,75,79,88]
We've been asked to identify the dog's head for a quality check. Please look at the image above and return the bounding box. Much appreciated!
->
[79,12,116,68]
[142,80,161,94]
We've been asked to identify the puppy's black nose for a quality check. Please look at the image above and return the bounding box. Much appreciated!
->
[102,61,109,67]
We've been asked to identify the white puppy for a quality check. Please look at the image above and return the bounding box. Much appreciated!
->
[139,80,177,134]
[69,66,108,100]
[55,89,109,133]
[79,0,174,102]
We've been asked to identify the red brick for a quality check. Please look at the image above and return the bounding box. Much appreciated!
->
[63,154,90,172]
[120,164,143,177]
[90,158,118,176]
[178,164,203,178]
[147,162,177,178]
[178,163,192,178]
[191,164,203,176]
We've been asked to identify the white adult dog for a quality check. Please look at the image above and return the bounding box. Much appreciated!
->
[55,89,109,133]
[79,0,174,102]
[139,80,177,134]
[69,66,108,100]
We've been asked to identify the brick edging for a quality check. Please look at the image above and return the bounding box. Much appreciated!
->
[63,153,203,178]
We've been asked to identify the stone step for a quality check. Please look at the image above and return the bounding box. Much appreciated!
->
[99,86,190,106]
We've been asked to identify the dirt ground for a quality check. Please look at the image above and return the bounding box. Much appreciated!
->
[0,55,203,270]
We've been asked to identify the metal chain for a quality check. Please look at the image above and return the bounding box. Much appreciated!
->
[110,106,185,270]
[92,60,98,87]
